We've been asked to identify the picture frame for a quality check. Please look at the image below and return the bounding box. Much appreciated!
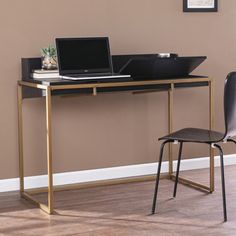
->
[183,0,218,12]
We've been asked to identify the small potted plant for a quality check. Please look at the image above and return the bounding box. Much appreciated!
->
[41,45,57,70]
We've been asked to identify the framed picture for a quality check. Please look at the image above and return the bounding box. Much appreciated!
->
[183,0,218,12]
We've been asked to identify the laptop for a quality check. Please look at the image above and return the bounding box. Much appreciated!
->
[118,56,206,80]
[56,37,131,81]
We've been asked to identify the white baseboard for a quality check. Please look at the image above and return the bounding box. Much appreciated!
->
[1,154,236,193]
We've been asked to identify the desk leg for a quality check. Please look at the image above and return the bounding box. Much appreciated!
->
[209,80,215,192]
[168,84,174,177]
[46,87,54,214]
[169,81,212,193]
[17,84,24,195]
[19,85,55,215]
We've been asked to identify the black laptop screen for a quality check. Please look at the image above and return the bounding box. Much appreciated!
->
[56,37,112,75]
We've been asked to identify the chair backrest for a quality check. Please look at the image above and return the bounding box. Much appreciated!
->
[224,72,236,139]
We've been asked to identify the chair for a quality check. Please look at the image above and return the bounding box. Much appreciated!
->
[152,72,236,222]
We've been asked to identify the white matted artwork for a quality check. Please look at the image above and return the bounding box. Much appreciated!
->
[188,0,214,8]
[183,0,218,12]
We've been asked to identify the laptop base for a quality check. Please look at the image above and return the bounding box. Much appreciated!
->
[60,74,131,81]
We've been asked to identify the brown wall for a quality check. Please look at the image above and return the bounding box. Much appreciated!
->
[0,0,235,179]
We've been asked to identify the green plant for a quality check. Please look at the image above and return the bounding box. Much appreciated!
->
[41,45,57,58]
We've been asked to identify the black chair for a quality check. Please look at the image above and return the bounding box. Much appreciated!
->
[152,72,236,222]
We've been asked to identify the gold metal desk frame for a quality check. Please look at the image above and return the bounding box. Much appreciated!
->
[17,77,214,214]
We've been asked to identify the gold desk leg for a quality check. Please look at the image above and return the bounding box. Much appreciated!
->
[170,174,211,193]
[17,84,24,195]
[18,84,54,215]
[168,84,174,177]
[169,81,213,194]
[21,191,52,215]
[46,86,54,214]
[209,80,215,192]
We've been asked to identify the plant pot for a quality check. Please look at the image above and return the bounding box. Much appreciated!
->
[42,56,57,70]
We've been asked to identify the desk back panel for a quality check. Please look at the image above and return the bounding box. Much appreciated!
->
[21,58,43,98]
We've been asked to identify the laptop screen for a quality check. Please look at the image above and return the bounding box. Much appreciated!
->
[56,37,113,75]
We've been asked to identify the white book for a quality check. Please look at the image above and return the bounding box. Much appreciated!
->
[33,69,59,74]
[32,73,59,79]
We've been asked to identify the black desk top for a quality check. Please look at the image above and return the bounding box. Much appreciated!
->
[23,75,208,86]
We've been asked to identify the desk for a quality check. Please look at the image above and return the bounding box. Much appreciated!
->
[17,76,214,214]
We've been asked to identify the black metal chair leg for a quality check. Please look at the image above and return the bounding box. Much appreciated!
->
[227,138,236,145]
[151,140,170,214]
[213,144,227,222]
[173,142,183,198]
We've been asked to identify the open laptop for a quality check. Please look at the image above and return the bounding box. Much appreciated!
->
[56,37,131,81]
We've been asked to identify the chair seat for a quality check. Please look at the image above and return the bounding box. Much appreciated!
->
[159,128,224,143]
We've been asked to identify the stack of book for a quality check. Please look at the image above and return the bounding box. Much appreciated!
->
[31,69,59,79]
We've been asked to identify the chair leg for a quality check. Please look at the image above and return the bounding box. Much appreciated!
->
[227,138,236,145]
[213,144,227,222]
[151,140,170,214]
[173,142,183,198]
